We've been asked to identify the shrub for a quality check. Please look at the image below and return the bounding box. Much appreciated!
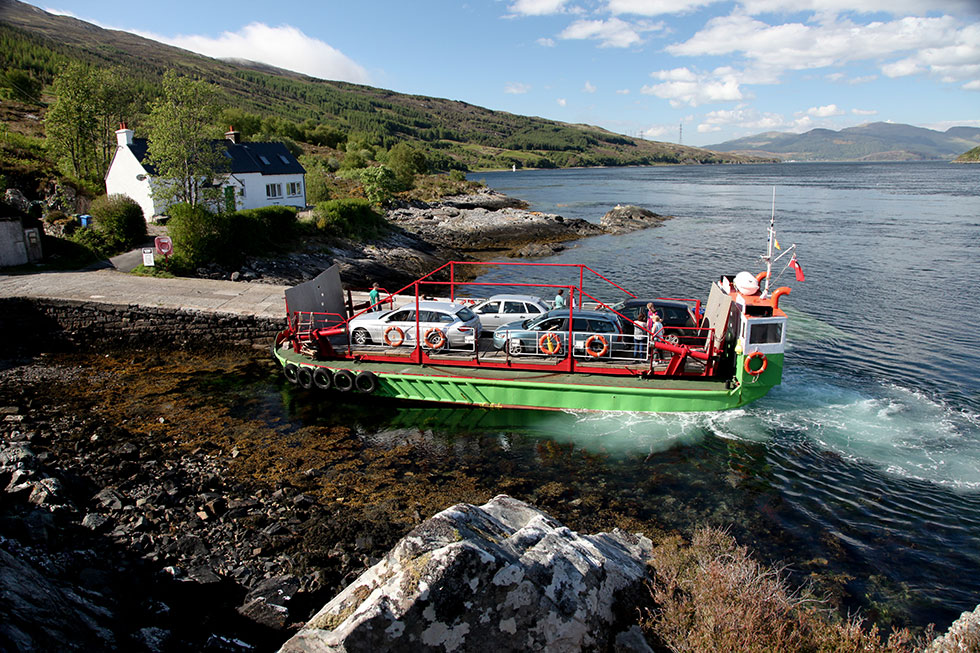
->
[89,194,147,251]
[226,205,297,253]
[68,224,111,259]
[313,199,386,239]
[641,527,926,653]
[166,203,230,272]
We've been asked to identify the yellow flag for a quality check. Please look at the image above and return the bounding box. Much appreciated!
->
[774,237,781,250]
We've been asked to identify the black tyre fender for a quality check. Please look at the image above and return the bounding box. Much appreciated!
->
[333,369,355,392]
[297,366,314,390]
[283,363,299,383]
[354,371,378,394]
[313,367,332,391]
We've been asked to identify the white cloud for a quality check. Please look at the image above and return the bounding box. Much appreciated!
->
[641,67,744,107]
[41,11,370,83]
[699,106,786,132]
[153,23,368,83]
[616,88,631,94]
[666,13,978,89]
[806,104,845,117]
[852,108,878,115]
[508,0,571,16]
[505,82,532,94]
[640,125,674,138]
[583,81,597,93]
[607,0,724,15]
[738,0,978,15]
[559,17,662,48]
[557,97,568,106]
[537,37,557,47]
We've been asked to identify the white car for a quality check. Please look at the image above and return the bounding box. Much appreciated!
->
[347,301,481,349]
[471,294,550,331]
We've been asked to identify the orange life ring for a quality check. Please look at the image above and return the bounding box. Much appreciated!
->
[744,351,768,375]
[538,332,562,355]
[585,334,609,358]
[424,328,447,350]
[383,326,404,347]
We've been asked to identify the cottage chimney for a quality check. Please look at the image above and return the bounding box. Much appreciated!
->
[115,122,133,146]
[225,126,241,144]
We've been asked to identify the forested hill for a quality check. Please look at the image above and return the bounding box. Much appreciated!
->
[0,0,766,171]
[706,122,980,162]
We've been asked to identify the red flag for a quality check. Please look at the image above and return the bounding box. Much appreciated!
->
[789,256,805,282]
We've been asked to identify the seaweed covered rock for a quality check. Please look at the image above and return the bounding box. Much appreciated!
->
[280,494,653,653]
[600,205,671,235]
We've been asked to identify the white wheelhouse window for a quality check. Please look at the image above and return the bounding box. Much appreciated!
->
[265,183,282,198]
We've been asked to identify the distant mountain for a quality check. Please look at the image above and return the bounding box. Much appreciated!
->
[0,0,770,172]
[706,123,980,162]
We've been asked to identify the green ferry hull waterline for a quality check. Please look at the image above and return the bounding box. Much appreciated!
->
[273,347,785,413]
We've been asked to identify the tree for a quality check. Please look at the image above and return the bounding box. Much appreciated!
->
[145,71,227,210]
[385,142,428,190]
[359,165,398,205]
[46,64,135,181]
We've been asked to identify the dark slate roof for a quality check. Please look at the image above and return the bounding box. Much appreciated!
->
[129,138,305,176]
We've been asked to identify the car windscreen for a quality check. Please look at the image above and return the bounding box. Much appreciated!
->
[456,307,476,322]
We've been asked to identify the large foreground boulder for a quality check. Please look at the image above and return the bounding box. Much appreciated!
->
[280,494,653,652]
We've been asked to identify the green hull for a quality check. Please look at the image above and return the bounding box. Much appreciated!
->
[275,347,784,413]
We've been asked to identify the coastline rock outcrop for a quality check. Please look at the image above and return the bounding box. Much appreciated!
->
[280,494,654,653]
[927,604,980,652]
[600,204,671,234]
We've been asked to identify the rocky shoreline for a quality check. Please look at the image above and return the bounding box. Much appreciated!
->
[212,190,671,289]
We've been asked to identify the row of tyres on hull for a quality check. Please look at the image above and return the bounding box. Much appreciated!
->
[283,363,378,394]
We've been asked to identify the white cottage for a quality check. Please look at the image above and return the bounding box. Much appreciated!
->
[105,126,307,220]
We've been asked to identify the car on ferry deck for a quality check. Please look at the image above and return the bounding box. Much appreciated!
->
[492,308,628,357]
[471,294,550,331]
[603,298,700,345]
[348,301,480,348]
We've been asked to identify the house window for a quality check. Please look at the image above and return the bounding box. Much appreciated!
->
[266,183,282,198]
[287,181,302,196]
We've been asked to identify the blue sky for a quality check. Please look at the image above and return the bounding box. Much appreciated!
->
[42,0,980,147]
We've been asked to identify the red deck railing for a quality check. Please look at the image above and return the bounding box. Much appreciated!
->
[283,261,716,378]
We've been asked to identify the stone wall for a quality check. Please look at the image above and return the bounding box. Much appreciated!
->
[1,298,283,351]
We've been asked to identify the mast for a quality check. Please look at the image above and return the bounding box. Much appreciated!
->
[763,187,775,297]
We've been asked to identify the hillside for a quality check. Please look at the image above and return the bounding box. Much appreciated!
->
[954,146,980,163]
[0,0,768,173]
[706,122,980,162]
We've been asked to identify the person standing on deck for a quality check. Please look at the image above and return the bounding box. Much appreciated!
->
[649,312,665,361]
[369,282,382,311]
[554,289,566,309]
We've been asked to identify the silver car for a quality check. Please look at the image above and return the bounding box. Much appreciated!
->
[471,294,550,331]
[347,301,481,349]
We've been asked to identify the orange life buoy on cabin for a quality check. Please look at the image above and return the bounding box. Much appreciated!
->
[585,334,609,358]
[424,328,447,350]
[538,332,562,355]
[383,326,405,347]
[744,351,768,376]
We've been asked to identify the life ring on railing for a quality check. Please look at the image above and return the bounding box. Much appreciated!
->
[355,371,378,393]
[538,332,562,355]
[424,328,447,350]
[283,363,298,383]
[313,367,332,391]
[333,369,355,392]
[297,366,314,390]
[585,334,609,358]
[383,326,405,347]
[744,351,768,376]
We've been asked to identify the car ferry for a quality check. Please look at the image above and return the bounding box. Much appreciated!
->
[273,223,803,413]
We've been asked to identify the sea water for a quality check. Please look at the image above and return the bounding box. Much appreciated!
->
[280,162,980,629]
